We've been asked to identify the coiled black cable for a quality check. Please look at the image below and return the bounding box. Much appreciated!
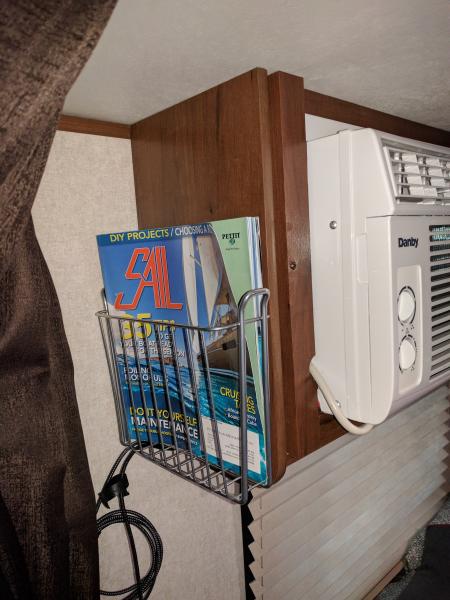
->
[96,446,163,599]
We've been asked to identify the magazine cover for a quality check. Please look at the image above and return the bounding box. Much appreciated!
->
[97,217,267,484]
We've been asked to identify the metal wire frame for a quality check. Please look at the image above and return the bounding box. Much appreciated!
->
[96,289,271,504]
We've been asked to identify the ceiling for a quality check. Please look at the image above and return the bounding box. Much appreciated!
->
[64,0,450,130]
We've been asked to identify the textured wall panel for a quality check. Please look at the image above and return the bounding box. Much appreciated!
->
[33,131,245,600]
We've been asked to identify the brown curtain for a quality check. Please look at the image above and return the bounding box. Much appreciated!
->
[0,1,117,598]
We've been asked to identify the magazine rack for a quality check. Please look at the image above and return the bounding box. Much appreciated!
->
[96,289,271,504]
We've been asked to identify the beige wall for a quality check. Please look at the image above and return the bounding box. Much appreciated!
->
[33,131,244,599]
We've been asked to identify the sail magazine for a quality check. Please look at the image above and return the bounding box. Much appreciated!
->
[97,217,267,484]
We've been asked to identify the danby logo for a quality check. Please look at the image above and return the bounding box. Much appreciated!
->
[222,232,240,246]
[398,237,419,248]
[114,247,183,311]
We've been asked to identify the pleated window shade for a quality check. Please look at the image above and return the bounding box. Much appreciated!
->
[248,387,449,600]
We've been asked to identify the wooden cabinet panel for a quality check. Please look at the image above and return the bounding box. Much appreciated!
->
[130,68,287,482]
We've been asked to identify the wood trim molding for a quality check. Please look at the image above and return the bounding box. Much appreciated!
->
[269,71,320,458]
[304,89,450,147]
[57,115,131,139]
[268,71,346,461]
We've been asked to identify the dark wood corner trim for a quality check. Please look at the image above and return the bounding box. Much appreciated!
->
[57,115,131,139]
[268,71,323,459]
[304,89,450,147]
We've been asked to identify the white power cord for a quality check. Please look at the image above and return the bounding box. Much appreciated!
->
[309,359,374,436]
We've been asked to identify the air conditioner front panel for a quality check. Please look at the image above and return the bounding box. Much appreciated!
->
[308,128,450,426]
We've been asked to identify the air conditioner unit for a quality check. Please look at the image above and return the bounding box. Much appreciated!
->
[307,128,450,429]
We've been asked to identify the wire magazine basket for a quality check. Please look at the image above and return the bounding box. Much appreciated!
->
[96,289,272,504]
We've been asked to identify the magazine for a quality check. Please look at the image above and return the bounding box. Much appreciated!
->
[97,217,267,484]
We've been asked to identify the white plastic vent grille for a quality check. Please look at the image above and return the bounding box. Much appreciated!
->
[386,143,450,204]
[430,224,450,379]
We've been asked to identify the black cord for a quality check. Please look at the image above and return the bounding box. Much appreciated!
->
[96,447,163,599]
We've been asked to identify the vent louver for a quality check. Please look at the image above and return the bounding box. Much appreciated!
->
[430,224,450,379]
[386,144,450,204]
